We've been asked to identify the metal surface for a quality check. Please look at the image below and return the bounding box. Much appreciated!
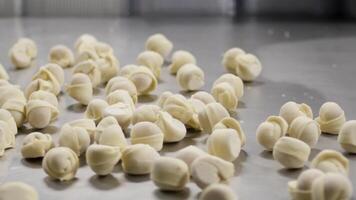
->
[0,17,355,200]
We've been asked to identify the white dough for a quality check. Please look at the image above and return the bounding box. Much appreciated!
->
[85,99,109,123]
[121,144,160,175]
[169,50,196,74]
[66,73,93,105]
[338,120,356,153]
[176,64,205,91]
[58,124,91,156]
[156,111,186,143]
[132,104,161,125]
[130,121,164,151]
[151,157,189,191]
[256,116,288,151]
[273,136,310,169]
[289,116,321,147]
[0,181,38,200]
[199,183,238,200]
[21,132,54,158]
[311,149,349,175]
[42,147,79,181]
[86,144,121,176]
[315,102,346,135]
[137,50,163,78]
[145,33,173,58]
[198,102,230,133]
[279,101,313,125]
[207,128,241,161]
[49,44,74,68]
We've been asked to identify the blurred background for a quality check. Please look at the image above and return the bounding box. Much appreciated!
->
[0,0,355,19]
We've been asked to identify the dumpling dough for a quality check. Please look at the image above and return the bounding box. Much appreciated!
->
[174,145,207,171]
[49,45,74,68]
[26,99,59,129]
[68,118,96,143]
[176,64,205,91]
[234,53,262,81]
[132,104,161,125]
[0,63,9,80]
[207,128,241,161]
[311,172,353,200]
[191,155,235,189]
[0,108,18,135]
[156,111,186,143]
[289,116,321,147]
[2,99,27,127]
[0,181,38,200]
[273,136,310,169]
[66,73,93,105]
[137,50,163,78]
[105,76,138,103]
[315,102,346,135]
[163,94,200,129]
[73,60,101,87]
[31,63,63,95]
[95,116,119,138]
[85,99,109,123]
[214,117,245,147]
[191,91,216,105]
[119,64,139,77]
[211,74,244,111]
[288,169,324,200]
[42,147,79,181]
[75,34,97,52]
[95,124,127,151]
[151,157,189,191]
[199,184,238,200]
[103,103,133,130]
[106,89,135,111]
[311,149,349,175]
[21,132,54,158]
[256,116,288,151]
[145,33,173,58]
[169,50,196,74]
[279,101,313,125]
[157,91,173,108]
[58,124,91,156]
[338,120,356,153]
[222,48,245,73]
[127,67,157,95]
[9,38,37,69]
[121,144,160,175]
[86,144,121,176]
[198,102,230,133]
[96,53,120,83]
[130,121,164,151]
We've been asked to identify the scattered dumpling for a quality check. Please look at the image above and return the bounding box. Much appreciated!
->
[85,99,109,123]
[176,64,204,91]
[315,102,346,135]
[0,181,38,200]
[106,89,135,111]
[0,108,18,135]
[130,121,164,151]
[96,53,120,83]
[103,103,133,130]
[73,60,101,87]
[289,116,321,147]
[105,76,138,104]
[191,91,216,105]
[222,48,245,73]
[151,157,189,191]
[156,111,186,143]
[288,169,325,200]
[42,147,79,181]
[95,124,127,151]
[211,74,244,111]
[0,121,16,150]
[338,120,356,153]
[273,136,310,169]
[26,96,59,129]
[31,63,64,96]
[121,144,160,175]
[66,73,93,105]
[0,63,9,80]
[234,53,262,81]
[58,124,91,156]
[86,144,121,176]
[191,155,234,189]
[119,64,139,77]
[256,116,288,151]
[169,50,196,74]
[49,45,74,68]
[21,132,54,159]
[75,34,97,53]
[9,38,37,69]
[199,184,238,200]
[214,117,246,147]
[145,33,173,58]
[162,94,200,130]
[198,102,230,133]
[132,104,161,125]
[174,145,207,171]
[127,67,157,95]
[279,101,313,125]
[157,91,173,108]
[311,149,349,175]
[137,50,163,78]
[68,118,96,143]
[207,128,241,161]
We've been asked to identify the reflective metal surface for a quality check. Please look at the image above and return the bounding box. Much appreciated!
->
[0,17,355,200]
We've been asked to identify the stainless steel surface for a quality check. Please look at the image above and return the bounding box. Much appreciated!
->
[0,17,355,200]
